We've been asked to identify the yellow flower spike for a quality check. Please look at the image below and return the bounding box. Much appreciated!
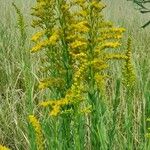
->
[39,98,70,109]
[31,43,42,53]
[100,27,125,34]
[31,30,45,42]
[72,0,86,5]
[100,41,121,50]
[31,40,48,53]
[106,54,128,60]
[91,1,106,10]
[48,31,60,45]
[49,105,61,116]
[31,19,42,28]
[70,40,87,49]
[98,34,122,42]
[80,105,92,114]
[28,115,44,150]
[78,10,88,17]
[99,21,113,28]
[39,100,54,107]
[61,3,70,13]
[89,59,109,72]
[60,98,70,105]
[0,145,10,150]
[38,81,49,90]
[94,74,108,93]
[122,38,136,87]
[31,0,55,27]
[71,21,89,33]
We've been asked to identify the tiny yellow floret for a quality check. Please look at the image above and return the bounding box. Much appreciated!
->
[0,145,10,150]
[31,31,45,42]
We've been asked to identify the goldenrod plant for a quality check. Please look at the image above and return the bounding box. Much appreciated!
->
[1,0,150,149]
[0,145,10,150]
[31,0,127,117]
[30,0,136,149]
[28,115,44,150]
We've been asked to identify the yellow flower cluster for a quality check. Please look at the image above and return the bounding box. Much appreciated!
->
[31,30,60,53]
[70,40,87,49]
[28,115,44,150]
[31,31,45,42]
[38,77,64,90]
[97,28,125,42]
[100,42,121,50]
[100,28,125,33]
[70,21,89,33]
[31,0,135,117]
[91,1,106,10]
[48,30,60,45]
[94,73,108,93]
[31,0,55,28]
[39,80,85,116]
[0,145,10,150]
[106,54,128,60]
[39,98,69,116]
[31,40,48,53]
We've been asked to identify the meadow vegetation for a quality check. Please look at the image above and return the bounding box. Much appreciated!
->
[0,0,150,150]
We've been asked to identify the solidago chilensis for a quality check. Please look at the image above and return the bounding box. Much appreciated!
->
[0,145,10,150]
[28,115,44,150]
[31,0,134,116]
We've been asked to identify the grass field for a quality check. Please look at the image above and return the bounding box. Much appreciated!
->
[0,0,150,150]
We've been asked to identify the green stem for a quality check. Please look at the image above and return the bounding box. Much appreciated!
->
[56,1,73,149]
